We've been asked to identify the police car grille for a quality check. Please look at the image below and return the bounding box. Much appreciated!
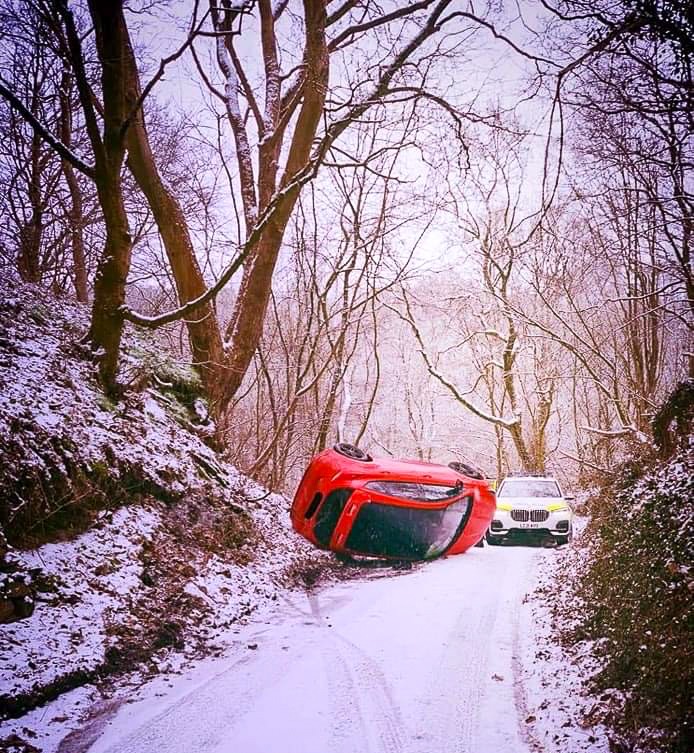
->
[510,509,549,522]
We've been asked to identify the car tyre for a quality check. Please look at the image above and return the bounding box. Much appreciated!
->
[555,523,574,546]
[333,443,372,461]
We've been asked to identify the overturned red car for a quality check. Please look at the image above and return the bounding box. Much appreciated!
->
[291,444,496,561]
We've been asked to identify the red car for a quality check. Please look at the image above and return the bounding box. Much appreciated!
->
[291,444,496,561]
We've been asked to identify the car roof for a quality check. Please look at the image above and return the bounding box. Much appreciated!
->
[502,475,556,481]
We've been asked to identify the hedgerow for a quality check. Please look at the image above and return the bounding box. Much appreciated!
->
[575,445,693,752]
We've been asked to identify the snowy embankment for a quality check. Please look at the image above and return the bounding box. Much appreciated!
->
[521,516,613,753]
[560,448,693,753]
[0,276,337,747]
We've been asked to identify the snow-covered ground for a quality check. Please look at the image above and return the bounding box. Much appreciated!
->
[0,276,253,523]
[1,536,611,753]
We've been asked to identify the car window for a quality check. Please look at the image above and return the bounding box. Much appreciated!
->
[364,480,462,502]
[498,479,561,498]
[345,497,471,559]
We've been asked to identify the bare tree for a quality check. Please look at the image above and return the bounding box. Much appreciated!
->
[390,128,568,473]
[57,67,88,301]
[547,0,693,371]
[222,123,426,487]
[0,5,61,285]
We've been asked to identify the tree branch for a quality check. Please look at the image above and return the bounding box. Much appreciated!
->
[387,293,520,430]
[0,77,96,179]
[120,1,208,138]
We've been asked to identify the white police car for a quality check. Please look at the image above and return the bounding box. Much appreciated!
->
[486,474,573,545]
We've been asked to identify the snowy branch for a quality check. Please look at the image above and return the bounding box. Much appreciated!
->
[0,77,96,179]
[582,425,650,443]
[387,294,520,430]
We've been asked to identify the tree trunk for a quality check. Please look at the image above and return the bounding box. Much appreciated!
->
[221,0,328,406]
[83,0,131,393]
[120,30,228,408]
[88,172,132,391]
[59,70,88,303]
[17,131,43,283]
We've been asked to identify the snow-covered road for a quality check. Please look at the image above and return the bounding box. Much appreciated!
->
[83,545,549,753]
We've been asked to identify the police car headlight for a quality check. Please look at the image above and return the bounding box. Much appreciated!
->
[546,501,569,512]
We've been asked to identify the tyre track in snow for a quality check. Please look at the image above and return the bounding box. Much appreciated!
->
[511,560,547,753]
[408,574,501,753]
[87,625,316,753]
[305,591,371,753]
[275,589,403,753]
[329,636,403,753]
[306,591,404,753]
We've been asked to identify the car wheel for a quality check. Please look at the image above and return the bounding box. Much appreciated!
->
[333,443,372,461]
[485,531,501,545]
[448,461,485,480]
[555,524,573,546]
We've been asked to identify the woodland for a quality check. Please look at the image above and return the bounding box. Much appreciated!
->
[0,0,691,489]
[0,4,693,751]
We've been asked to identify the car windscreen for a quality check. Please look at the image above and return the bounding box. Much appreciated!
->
[345,497,471,560]
[364,480,462,502]
[497,479,561,498]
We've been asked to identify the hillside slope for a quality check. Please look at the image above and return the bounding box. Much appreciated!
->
[0,275,330,743]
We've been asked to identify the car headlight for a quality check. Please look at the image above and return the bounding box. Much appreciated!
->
[496,502,513,512]
[546,501,569,512]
